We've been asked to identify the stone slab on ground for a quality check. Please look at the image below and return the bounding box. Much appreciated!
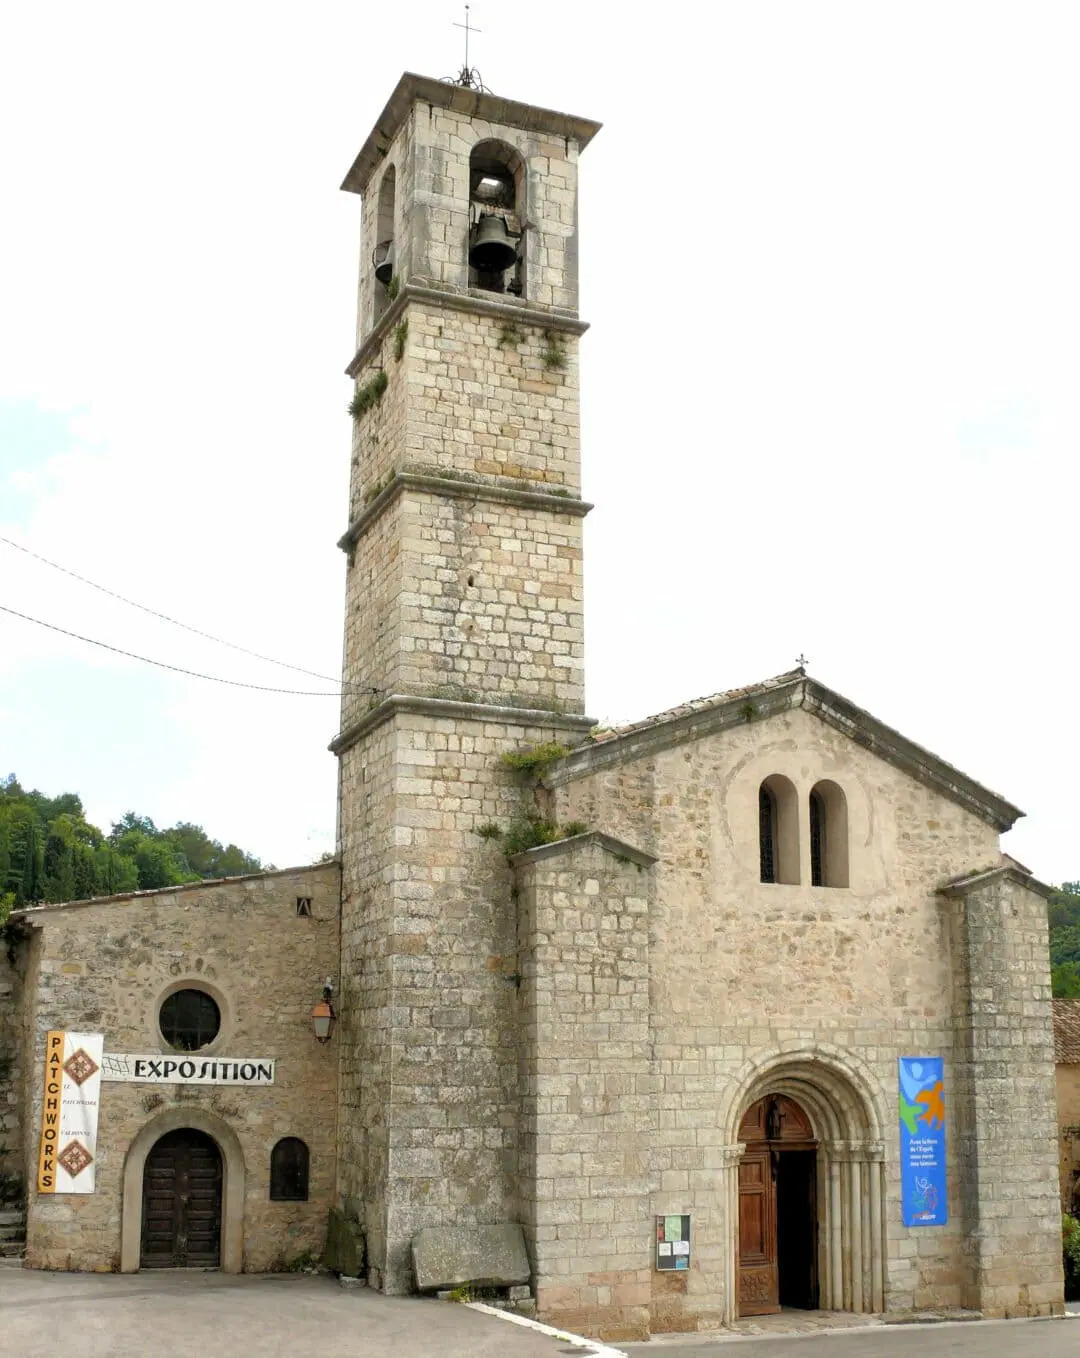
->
[413,1223,530,1290]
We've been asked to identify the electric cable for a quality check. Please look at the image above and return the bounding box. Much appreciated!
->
[0,532,357,688]
[0,602,347,696]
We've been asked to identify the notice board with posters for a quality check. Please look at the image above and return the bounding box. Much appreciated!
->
[655,1214,691,1270]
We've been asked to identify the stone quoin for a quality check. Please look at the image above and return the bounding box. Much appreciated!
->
[0,71,1063,1340]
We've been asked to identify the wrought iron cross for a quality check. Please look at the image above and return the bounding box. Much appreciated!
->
[796,653,808,670]
[453,5,481,73]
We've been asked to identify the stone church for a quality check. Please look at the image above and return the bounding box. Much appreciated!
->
[0,71,1064,1341]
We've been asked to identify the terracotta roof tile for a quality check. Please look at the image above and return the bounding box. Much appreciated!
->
[1053,999,1080,1063]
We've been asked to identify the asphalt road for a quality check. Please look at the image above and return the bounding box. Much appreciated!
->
[0,1269,578,1358]
[624,1316,1079,1357]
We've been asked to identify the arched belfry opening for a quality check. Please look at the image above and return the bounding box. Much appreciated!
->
[722,1049,886,1322]
[468,140,525,296]
[372,164,396,321]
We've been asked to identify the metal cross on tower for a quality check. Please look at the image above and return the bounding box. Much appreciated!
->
[447,4,490,91]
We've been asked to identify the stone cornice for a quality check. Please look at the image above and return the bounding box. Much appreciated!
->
[937,864,1054,899]
[337,469,592,554]
[544,675,1023,833]
[341,72,602,195]
[510,830,657,870]
[345,282,589,378]
[330,693,594,757]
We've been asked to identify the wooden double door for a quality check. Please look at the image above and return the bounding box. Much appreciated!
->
[140,1129,222,1268]
[737,1094,819,1316]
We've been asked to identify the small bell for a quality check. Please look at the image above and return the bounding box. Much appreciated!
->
[373,240,394,286]
[469,214,518,274]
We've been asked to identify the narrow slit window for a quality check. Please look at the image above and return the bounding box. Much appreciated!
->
[809,790,825,887]
[759,785,777,883]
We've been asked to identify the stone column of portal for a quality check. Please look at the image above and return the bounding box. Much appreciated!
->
[827,1154,843,1310]
[940,867,1064,1317]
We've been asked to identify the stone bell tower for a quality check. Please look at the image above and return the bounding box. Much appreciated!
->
[330,74,601,1292]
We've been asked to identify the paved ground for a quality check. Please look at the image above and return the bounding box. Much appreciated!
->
[624,1314,1078,1357]
[0,1269,577,1358]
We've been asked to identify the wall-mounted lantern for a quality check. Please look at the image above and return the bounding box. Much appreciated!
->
[311,979,335,1043]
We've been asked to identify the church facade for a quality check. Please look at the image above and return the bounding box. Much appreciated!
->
[0,72,1064,1341]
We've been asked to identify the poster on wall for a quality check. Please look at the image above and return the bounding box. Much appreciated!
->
[37,1031,104,1195]
[898,1057,947,1227]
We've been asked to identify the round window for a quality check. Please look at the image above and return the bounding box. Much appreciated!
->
[159,989,220,1051]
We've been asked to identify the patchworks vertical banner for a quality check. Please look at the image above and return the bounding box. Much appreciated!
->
[898,1056,947,1227]
[37,1031,104,1194]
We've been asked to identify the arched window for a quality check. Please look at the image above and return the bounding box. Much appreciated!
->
[759,775,800,884]
[372,165,396,321]
[468,140,525,297]
[809,780,849,888]
[270,1137,309,1202]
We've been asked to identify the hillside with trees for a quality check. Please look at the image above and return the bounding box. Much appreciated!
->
[0,774,265,920]
[1050,882,1080,997]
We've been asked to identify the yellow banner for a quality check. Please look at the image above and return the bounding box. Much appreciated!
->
[37,1030,64,1193]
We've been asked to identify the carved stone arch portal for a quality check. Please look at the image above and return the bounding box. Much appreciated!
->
[720,1047,886,1321]
[120,1106,246,1273]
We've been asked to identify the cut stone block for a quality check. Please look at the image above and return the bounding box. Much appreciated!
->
[412,1224,530,1291]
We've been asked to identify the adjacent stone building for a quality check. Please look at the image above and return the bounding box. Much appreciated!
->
[1053,999,1080,1214]
[0,70,1064,1341]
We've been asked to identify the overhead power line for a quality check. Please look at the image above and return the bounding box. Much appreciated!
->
[0,532,352,688]
[0,602,346,696]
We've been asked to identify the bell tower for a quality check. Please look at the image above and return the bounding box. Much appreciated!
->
[331,74,601,1292]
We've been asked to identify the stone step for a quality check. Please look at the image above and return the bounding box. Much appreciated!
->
[0,1210,25,1230]
[0,1241,25,1259]
[0,1226,25,1243]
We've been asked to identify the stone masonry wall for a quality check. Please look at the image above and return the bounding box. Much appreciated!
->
[1055,1063,1080,1210]
[548,705,1016,1328]
[515,835,654,1343]
[340,300,586,727]
[945,869,1063,1316]
[336,706,592,1293]
[21,865,340,1272]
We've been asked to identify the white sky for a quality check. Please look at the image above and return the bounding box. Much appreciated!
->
[1,2,1077,883]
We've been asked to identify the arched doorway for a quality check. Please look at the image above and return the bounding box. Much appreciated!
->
[737,1094,818,1315]
[720,1046,887,1324]
[140,1128,223,1268]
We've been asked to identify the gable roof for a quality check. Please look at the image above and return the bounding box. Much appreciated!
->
[12,860,339,923]
[546,670,1022,832]
[1054,999,1080,1064]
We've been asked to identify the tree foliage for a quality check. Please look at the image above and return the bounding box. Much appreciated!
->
[1049,882,1080,997]
[0,774,263,909]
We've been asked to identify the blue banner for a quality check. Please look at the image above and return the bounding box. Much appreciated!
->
[898,1057,947,1227]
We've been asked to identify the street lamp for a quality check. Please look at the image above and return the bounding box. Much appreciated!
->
[311,980,335,1043]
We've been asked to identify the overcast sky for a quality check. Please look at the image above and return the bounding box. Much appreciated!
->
[1,2,1077,883]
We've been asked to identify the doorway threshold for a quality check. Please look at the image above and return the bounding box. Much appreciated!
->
[732,1309,884,1338]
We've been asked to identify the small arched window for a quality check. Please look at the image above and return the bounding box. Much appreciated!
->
[809,780,849,888]
[270,1137,309,1202]
[759,775,800,884]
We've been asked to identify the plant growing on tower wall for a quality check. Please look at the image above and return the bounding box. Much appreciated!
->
[348,369,388,419]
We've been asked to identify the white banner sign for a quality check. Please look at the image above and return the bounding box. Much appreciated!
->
[38,1031,103,1195]
[101,1053,275,1085]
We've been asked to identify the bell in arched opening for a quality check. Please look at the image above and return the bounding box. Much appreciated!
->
[372,240,394,287]
[468,213,519,275]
